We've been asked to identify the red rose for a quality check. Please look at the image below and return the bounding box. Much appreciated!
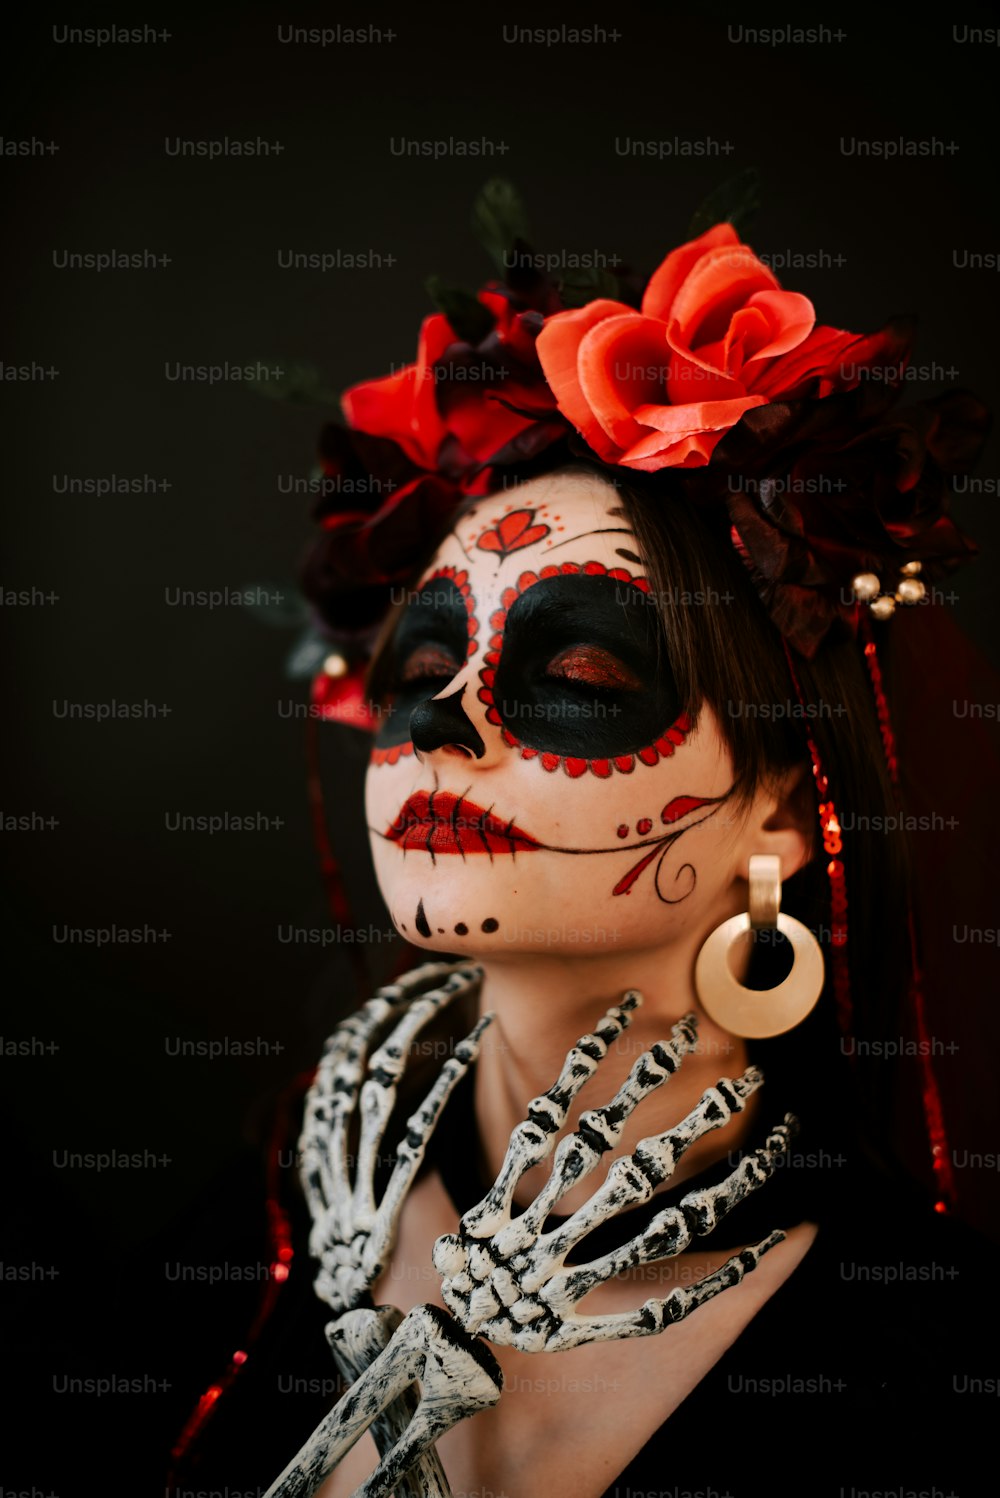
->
[536,223,903,471]
[342,312,452,470]
[341,289,557,474]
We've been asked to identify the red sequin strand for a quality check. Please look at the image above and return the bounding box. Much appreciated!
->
[165,1069,313,1481]
[781,640,853,1040]
[858,613,956,1214]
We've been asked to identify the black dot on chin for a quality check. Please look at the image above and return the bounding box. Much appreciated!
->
[481,918,499,934]
[454,923,468,936]
[437,928,445,934]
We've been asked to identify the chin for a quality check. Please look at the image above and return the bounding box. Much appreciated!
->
[375,856,502,946]
[379,876,628,959]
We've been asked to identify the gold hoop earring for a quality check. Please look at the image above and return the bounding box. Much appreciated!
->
[694,854,825,1039]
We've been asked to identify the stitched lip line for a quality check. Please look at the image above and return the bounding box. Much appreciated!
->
[385,791,541,856]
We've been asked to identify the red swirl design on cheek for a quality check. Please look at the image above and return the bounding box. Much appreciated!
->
[370,564,479,767]
[661,794,711,824]
[611,795,720,897]
[477,561,691,777]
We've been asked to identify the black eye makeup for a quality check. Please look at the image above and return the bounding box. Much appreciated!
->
[477,562,691,777]
[371,567,478,763]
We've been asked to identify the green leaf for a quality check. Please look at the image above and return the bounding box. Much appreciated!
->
[471,177,532,274]
[559,265,622,308]
[687,168,762,239]
[249,362,339,406]
[425,275,495,345]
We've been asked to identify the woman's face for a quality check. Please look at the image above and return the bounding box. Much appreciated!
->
[364,469,748,958]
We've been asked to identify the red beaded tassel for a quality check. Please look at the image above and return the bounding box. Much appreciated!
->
[165,1070,312,1482]
[781,640,853,1041]
[858,612,956,1214]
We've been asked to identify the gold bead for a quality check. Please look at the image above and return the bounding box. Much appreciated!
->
[322,652,349,678]
[896,577,926,605]
[870,595,896,621]
[900,560,923,576]
[852,572,881,602]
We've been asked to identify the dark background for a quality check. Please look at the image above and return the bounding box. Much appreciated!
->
[3,9,999,1494]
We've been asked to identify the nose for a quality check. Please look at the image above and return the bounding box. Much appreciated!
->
[409,684,486,761]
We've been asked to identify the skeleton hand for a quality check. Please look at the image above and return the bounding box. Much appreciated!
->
[279,961,494,1498]
[433,992,798,1352]
[300,959,492,1317]
[269,971,798,1498]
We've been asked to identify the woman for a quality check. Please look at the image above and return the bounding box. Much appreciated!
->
[169,202,995,1497]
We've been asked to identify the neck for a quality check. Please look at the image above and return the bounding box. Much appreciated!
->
[469,940,759,1215]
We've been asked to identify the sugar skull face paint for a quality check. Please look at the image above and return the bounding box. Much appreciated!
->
[365,469,743,954]
[370,565,478,766]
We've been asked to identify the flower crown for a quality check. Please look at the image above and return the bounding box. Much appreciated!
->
[304,179,986,671]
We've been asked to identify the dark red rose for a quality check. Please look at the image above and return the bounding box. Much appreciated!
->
[341,288,563,477]
[708,388,988,656]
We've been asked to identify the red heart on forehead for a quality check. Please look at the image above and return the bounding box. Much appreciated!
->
[476,508,550,559]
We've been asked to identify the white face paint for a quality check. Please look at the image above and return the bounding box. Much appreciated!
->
[365,469,749,959]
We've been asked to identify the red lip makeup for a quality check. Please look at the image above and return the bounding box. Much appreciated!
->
[385,791,541,856]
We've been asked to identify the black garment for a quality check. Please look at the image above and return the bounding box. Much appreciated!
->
[164,982,994,1498]
[425,1064,992,1497]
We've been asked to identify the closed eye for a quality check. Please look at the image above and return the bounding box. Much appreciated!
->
[399,643,464,686]
[543,644,643,691]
